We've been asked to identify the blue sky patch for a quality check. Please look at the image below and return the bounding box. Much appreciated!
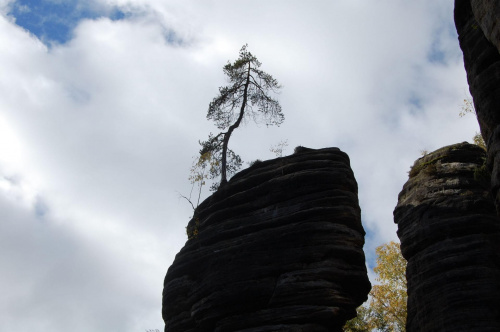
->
[427,43,446,65]
[34,196,49,219]
[408,95,423,111]
[427,23,459,65]
[9,0,126,45]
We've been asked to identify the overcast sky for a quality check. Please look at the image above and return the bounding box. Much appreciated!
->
[0,0,479,331]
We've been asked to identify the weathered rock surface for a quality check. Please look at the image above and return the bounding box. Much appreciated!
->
[455,0,500,213]
[470,0,500,54]
[394,142,500,332]
[163,147,370,332]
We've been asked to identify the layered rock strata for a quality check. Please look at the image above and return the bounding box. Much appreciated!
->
[163,147,370,332]
[394,142,500,331]
[455,0,500,213]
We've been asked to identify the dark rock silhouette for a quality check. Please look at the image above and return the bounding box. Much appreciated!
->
[163,147,370,332]
[469,0,500,53]
[394,142,500,331]
[455,0,500,213]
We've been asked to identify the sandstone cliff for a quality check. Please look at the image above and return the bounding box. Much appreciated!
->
[394,142,500,331]
[163,147,370,332]
[470,0,500,54]
[455,0,500,213]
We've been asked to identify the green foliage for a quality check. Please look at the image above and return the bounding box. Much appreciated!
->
[186,216,200,240]
[199,133,242,191]
[344,241,407,332]
[473,132,486,150]
[199,44,284,186]
[408,157,442,178]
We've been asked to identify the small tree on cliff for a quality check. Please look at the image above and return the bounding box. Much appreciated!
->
[459,97,486,150]
[199,44,284,189]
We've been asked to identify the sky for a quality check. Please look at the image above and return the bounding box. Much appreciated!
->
[0,0,479,331]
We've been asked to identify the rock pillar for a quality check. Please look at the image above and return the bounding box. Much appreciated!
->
[394,142,500,331]
[455,0,500,214]
[163,147,370,332]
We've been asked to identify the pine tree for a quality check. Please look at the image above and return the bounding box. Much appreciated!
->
[199,44,284,188]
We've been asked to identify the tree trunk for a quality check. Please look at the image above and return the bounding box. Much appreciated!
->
[220,63,251,185]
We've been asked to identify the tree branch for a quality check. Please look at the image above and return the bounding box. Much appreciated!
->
[178,191,195,211]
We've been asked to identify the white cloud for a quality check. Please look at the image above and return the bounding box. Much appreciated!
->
[0,190,166,331]
[0,0,480,330]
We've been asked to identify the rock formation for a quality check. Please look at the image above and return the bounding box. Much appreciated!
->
[470,0,500,54]
[394,142,500,331]
[455,0,500,213]
[163,147,370,332]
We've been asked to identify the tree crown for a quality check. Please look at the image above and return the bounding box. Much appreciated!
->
[197,44,284,189]
[207,44,284,130]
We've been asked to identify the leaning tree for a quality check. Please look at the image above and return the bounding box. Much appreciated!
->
[198,44,284,189]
